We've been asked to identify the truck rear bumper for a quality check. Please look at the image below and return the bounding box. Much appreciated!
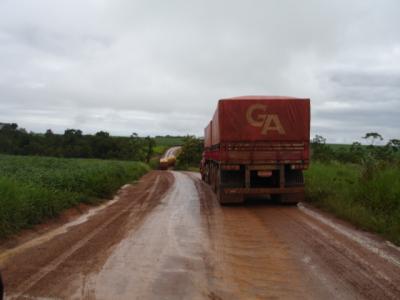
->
[223,187,304,195]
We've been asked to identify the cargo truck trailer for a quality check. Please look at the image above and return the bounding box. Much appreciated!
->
[200,96,310,204]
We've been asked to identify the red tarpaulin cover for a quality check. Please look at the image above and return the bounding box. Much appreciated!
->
[207,96,310,146]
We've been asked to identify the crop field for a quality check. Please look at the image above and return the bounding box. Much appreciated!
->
[154,136,185,147]
[305,161,400,245]
[0,154,149,238]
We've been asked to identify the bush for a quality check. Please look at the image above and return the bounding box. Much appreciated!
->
[305,161,400,245]
[175,136,203,170]
[0,154,149,238]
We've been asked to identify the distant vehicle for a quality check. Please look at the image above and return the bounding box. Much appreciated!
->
[159,156,176,170]
[159,146,180,170]
[200,96,310,204]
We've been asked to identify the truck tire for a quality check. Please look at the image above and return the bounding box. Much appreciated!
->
[211,165,216,192]
[216,171,225,204]
[216,170,244,204]
[206,164,211,184]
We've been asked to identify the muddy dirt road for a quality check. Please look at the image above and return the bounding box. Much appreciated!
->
[1,171,400,299]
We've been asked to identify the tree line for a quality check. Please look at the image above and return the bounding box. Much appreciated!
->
[0,123,155,162]
[311,132,400,164]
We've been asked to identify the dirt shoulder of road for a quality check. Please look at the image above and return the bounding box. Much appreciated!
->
[0,203,95,252]
[0,171,174,298]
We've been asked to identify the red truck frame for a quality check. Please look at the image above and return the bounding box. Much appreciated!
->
[200,96,310,204]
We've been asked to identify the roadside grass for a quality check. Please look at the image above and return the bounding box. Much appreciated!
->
[148,157,161,169]
[0,154,149,238]
[305,162,400,245]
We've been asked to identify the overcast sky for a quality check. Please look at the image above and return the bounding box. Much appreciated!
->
[0,0,399,143]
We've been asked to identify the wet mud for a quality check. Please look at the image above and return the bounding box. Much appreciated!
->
[1,170,399,299]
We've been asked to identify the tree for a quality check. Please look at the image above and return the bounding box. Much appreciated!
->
[92,131,112,158]
[0,125,153,161]
[176,136,203,168]
[312,135,326,145]
[45,129,54,137]
[144,136,155,163]
[64,129,82,137]
[311,135,333,161]
[95,131,110,138]
[348,142,366,163]
[387,139,400,152]
[362,132,383,145]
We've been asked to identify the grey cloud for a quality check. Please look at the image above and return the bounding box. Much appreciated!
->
[330,70,400,88]
[0,0,400,142]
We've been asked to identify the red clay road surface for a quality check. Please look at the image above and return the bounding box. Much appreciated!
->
[1,170,400,299]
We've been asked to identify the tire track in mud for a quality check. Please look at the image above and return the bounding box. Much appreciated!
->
[191,172,400,299]
[250,205,400,300]
[2,171,173,299]
[190,173,313,299]
[2,171,400,299]
[81,171,212,300]
[12,176,162,299]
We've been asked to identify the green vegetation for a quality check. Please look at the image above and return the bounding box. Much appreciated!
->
[0,123,155,162]
[153,145,168,156]
[154,136,185,147]
[307,133,400,245]
[313,134,400,163]
[150,136,186,169]
[0,123,189,169]
[0,154,149,238]
[0,124,187,236]
[175,136,203,170]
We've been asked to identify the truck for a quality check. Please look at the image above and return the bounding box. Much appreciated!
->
[159,156,176,170]
[159,146,181,170]
[200,96,310,204]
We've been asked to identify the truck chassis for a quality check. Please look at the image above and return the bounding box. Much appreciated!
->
[202,160,305,204]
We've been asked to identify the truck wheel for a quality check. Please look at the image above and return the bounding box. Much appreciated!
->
[215,168,244,204]
[216,186,229,204]
[206,164,211,184]
[211,166,216,192]
[215,171,226,204]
